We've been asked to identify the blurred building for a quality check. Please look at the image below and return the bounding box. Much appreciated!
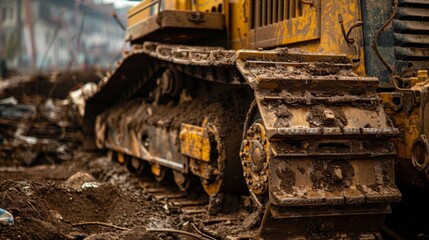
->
[0,0,128,73]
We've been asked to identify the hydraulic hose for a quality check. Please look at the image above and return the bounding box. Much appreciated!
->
[371,0,398,74]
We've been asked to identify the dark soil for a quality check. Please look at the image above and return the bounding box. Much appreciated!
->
[0,151,256,240]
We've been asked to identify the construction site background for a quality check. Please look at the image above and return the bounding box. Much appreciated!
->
[0,0,132,75]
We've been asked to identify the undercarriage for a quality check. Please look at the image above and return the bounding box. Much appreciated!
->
[85,42,401,239]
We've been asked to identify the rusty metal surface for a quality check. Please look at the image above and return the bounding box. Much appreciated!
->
[236,48,401,238]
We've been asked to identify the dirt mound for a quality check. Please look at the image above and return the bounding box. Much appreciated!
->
[0,69,101,100]
[0,178,167,240]
[0,151,258,239]
[0,152,174,240]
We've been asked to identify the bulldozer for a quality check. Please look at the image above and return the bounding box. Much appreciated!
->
[84,0,429,239]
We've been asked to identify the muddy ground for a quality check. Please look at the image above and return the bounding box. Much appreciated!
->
[0,151,257,240]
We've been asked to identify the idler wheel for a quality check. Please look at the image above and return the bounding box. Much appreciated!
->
[240,122,270,196]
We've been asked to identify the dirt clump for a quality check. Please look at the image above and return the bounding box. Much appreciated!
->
[62,172,97,190]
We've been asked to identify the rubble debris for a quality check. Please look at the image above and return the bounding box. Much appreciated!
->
[0,208,14,225]
[69,82,98,116]
[81,182,101,189]
[0,96,82,167]
[62,172,97,190]
[242,209,263,230]
[49,210,64,222]
[0,69,101,99]
[0,97,18,105]
[39,99,60,122]
[191,222,218,240]
[202,217,237,225]
[0,100,36,118]
[0,70,101,167]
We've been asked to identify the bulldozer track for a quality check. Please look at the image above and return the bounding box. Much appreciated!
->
[87,41,244,116]
[87,41,402,239]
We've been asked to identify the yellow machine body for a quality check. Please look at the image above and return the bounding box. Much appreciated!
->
[83,0,429,239]
[123,0,429,186]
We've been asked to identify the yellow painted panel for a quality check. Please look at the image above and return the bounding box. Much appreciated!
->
[229,0,249,49]
[380,92,420,160]
[180,123,211,162]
